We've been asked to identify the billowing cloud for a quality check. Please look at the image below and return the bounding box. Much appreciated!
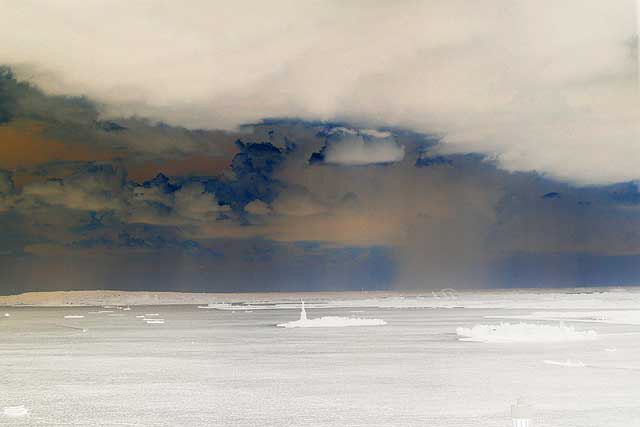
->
[128,175,231,225]
[310,127,405,166]
[174,182,230,220]
[323,138,404,166]
[1,1,637,184]
[20,163,126,211]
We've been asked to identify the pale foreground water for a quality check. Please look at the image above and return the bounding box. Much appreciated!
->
[2,290,640,426]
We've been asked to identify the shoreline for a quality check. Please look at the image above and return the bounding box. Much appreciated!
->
[1,286,638,307]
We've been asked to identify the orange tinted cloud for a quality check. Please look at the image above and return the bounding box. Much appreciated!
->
[127,154,232,182]
[0,120,119,186]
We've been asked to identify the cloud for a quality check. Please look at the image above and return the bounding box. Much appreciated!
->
[271,186,327,216]
[311,127,405,166]
[0,170,15,195]
[1,1,637,184]
[323,137,404,166]
[245,200,271,216]
[6,136,287,227]
[0,68,239,166]
[202,140,286,214]
[0,170,15,212]
[125,173,235,226]
[173,182,230,220]
[0,119,639,290]
[5,132,285,224]
[20,162,126,211]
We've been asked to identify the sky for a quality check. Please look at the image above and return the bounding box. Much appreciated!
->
[0,1,639,293]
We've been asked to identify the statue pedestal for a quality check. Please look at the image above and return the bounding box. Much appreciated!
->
[511,398,533,427]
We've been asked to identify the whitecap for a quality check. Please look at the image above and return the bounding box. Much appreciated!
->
[456,322,597,343]
[543,359,586,368]
[3,406,28,417]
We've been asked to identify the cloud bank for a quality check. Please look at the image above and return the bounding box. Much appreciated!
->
[0,0,637,184]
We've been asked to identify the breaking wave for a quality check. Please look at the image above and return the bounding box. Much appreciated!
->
[3,406,28,418]
[488,310,640,325]
[456,322,598,343]
[543,359,586,368]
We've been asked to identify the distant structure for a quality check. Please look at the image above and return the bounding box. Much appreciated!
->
[432,288,459,299]
[511,398,533,427]
[299,299,307,321]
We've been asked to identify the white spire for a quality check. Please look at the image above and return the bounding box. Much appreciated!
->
[299,299,307,321]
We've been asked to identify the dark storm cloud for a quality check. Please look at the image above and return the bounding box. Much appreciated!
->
[19,162,127,212]
[609,182,640,205]
[201,140,286,214]
[495,252,640,288]
[492,175,640,255]
[0,66,97,126]
[0,67,639,292]
[124,138,288,221]
[0,66,236,165]
[415,154,452,168]
[0,233,397,295]
[0,157,395,293]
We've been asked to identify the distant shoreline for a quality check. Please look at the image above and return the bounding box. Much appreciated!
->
[1,286,638,307]
[0,289,410,307]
